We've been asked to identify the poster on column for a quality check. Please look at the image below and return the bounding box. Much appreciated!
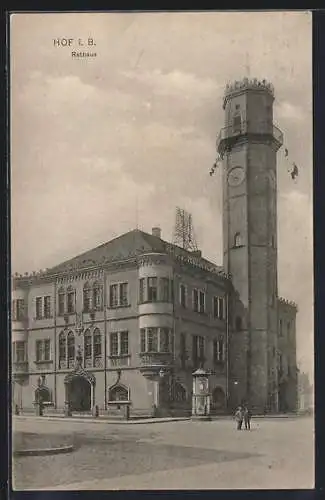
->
[9,10,313,491]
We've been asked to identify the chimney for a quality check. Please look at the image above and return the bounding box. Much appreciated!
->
[152,227,161,238]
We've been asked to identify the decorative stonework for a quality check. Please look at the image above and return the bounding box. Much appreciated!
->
[223,77,274,109]
[278,297,298,311]
[137,253,170,268]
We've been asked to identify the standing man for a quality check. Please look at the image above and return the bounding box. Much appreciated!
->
[244,406,252,430]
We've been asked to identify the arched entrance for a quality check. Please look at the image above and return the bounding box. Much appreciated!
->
[211,386,226,414]
[64,370,95,412]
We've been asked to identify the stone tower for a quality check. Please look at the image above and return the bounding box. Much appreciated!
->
[217,78,283,412]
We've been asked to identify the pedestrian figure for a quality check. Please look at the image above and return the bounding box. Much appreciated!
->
[235,405,244,430]
[244,406,252,430]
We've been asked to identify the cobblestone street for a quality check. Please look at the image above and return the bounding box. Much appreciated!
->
[12,416,314,490]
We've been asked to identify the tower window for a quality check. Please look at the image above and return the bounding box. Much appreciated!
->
[234,232,242,248]
[235,104,240,110]
[233,114,242,134]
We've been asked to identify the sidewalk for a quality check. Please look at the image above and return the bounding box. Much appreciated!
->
[13,413,302,426]
[13,415,191,425]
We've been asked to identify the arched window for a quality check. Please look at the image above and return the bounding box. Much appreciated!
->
[58,287,65,316]
[67,331,75,366]
[59,331,66,363]
[84,329,92,359]
[234,232,242,248]
[93,281,103,311]
[83,282,92,312]
[93,328,102,358]
[235,316,242,331]
[108,385,129,402]
[67,285,75,314]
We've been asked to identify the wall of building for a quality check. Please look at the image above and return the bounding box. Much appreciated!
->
[277,300,298,412]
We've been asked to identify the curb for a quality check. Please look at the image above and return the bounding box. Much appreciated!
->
[14,416,191,425]
[13,444,74,457]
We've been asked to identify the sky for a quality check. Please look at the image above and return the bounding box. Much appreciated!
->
[10,11,313,377]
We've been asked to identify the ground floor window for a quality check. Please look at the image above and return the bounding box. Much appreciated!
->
[108,385,129,401]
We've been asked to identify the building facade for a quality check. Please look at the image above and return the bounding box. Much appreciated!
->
[12,78,298,416]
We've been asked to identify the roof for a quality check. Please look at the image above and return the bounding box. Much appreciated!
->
[15,229,226,279]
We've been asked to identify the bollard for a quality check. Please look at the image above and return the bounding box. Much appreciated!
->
[92,405,99,418]
[125,405,130,421]
[64,401,72,417]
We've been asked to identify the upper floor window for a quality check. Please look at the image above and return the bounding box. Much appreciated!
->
[35,296,52,320]
[44,296,51,319]
[36,297,42,319]
[139,278,145,303]
[59,330,75,368]
[160,278,170,302]
[12,299,25,321]
[213,337,225,363]
[199,291,205,313]
[192,335,205,366]
[94,328,102,358]
[139,277,173,304]
[287,321,291,337]
[13,341,27,362]
[193,289,199,312]
[140,327,172,354]
[58,288,65,315]
[59,332,66,363]
[179,284,187,308]
[109,331,129,356]
[148,277,158,302]
[234,232,242,248]
[36,339,51,362]
[93,282,103,311]
[84,329,92,359]
[83,282,92,312]
[67,331,75,362]
[213,296,225,320]
[279,319,283,337]
[58,286,76,315]
[109,282,129,308]
[67,286,75,314]
[193,289,205,313]
[159,327,170,352]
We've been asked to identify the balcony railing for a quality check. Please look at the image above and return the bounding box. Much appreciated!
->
[139,352,173,367]
[216,121,283,154]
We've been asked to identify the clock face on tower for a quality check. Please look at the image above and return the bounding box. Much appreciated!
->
[227,166,245,187]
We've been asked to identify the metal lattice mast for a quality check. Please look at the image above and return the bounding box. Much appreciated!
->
[172,207,198,252]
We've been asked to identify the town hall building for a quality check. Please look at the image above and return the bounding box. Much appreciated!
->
[12,78,298,417]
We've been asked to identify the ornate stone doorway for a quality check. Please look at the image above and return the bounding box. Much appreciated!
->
[211,386,226,413]
[64,370,95,412]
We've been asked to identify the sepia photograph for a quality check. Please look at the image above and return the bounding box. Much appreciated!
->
[10,11,314,490]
